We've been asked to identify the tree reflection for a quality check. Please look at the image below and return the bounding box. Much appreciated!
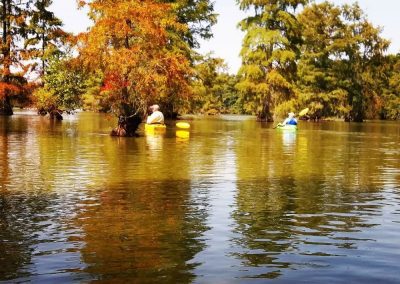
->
[232,124,396,279]
[71,120,209,282]
[1,114,399,282]
[74,180,208,283]
[0,117,11,190]
[0,115,63,280]
[0,192,60,280]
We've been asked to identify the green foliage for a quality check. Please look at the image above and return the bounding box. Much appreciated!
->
[33,87,57,112]
[0,0,67,114]
[151,0,217,118]
[297,2,389,121]
[191,54,241,114]
[232,0,398,121]
[378,54,400,120]
[237,0,309,121]
[25,0,68,75]
[273,98,298,118]
[81,71,108,112]
[34,55,86,116]
[164,0,217,48]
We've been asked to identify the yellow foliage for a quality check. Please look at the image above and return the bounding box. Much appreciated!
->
[32,87,57,110]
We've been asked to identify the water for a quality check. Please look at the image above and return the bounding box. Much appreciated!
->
[1,111,399,283]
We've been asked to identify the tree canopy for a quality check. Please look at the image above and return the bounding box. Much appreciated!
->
[298,2,390,121]
[0,0,399,127]
[236,0,309,121]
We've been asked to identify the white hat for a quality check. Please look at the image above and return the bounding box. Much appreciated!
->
[288,112,295,117]
[150,104,160,111]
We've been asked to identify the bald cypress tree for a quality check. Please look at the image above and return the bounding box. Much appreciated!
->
[164,0,217,49]
[26,0,67,77]
[297,2,389,121]
[158,0,217,118]
[1,0,33,115]
[236,0,309,121]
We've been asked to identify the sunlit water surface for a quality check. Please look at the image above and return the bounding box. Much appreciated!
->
[1,111,399,283]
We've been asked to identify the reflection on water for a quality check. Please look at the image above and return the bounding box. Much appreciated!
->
[1,112,400,283]
[76,180,208,283]
[146,130,165,159]
[176,130,190,140]
[281,131,297,149]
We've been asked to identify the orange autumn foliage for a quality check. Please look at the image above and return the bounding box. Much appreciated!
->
[77,0,193,117]
[0,82,21,99]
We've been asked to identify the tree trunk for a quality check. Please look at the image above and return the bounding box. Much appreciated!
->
[352,112,363,122]
[257,100,274,122]
[0,96,13,115]
[111,115,142,137]
[257,112,274,122]
[163,102,178,119]
[1,0,13,116]
[41,23,46,77]
[347,92,364,122]
[49,110,63,121]
[352,101,364,122]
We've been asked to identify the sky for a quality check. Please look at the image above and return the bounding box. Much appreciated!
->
[51,0,400,73]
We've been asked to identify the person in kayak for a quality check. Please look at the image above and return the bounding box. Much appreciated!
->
[146,104,164,124]
[282,112,297,125]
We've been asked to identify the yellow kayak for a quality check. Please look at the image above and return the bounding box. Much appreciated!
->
[145,124,166,132]
[176,122,190,129]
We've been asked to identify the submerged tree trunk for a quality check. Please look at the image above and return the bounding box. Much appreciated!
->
[0,96,13,115]
[163,102,178,119]
[257,112,274,122]
[111,115,142,137]
[257,100,274,122]
[351,102,364,122]
[37,105,63,120]
[49,110,63,121]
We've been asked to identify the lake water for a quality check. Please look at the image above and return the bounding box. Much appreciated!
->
[1,111,399,283]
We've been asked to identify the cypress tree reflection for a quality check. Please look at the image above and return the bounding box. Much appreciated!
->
[0,115,61,281]
[74,180,208,282]
[0,114,399,282]
[71,124,209,282]
[231,122,397,280]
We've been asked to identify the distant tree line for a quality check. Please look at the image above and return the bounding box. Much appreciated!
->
[1,0,399,135]
[237,0,399,122]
